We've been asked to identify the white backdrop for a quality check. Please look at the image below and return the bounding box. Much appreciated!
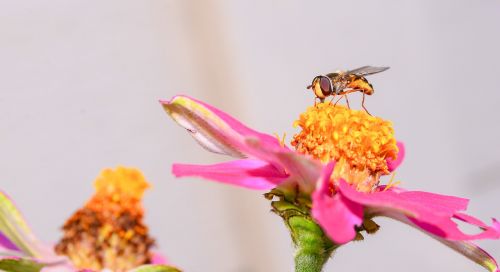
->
[1,1,499,271]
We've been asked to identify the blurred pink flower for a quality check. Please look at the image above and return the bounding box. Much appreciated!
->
[0,167,176,272]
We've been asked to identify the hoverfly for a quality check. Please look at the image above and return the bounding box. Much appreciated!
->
[307,66,389,114]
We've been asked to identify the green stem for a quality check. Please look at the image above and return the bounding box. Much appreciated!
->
[291,216,334,272]
[270,199,337,272]
[295,251,329,272]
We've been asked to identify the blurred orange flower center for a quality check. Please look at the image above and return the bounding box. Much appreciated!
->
[55,166,155,272]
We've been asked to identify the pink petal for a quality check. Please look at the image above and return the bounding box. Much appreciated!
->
[246,138,323,193]
[493,218,500,232]
[342,180,466,216]
[160,95,283,158]
[312,163,364,244]
[386,141,405,172]
[172,159,288,190]
[0,231,19,252]
[454,213,496,230]
[150,252,168,265]
[188,96,283,151]
[338,181,499,240]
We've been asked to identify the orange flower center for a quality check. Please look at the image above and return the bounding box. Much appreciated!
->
[291,103,398,192]
[55,166,155,272]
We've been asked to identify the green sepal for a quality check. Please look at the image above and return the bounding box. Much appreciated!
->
[130,264,182,272]
[362,218,380,234]
[0,258,44,272]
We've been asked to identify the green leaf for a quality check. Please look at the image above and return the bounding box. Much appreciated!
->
[131,264,182,272]
[0,258,44,272]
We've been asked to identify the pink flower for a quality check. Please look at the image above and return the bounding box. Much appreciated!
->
[161,95,499,272]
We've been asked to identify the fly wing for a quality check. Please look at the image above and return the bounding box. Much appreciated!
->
[346,66,389,76]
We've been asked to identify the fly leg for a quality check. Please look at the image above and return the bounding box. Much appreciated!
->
[333,95,343,107]
[344,95,351,109]
[361,92,371,115]
[328,94,337,104]
[336,89,356,108]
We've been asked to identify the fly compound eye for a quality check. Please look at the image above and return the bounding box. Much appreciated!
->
[319,76,332,96]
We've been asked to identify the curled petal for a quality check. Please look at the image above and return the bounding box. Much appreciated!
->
[438,239,499,272]
[160,95,282,158]
[172,159,288,190]
[386,141,405,172]
[0,191,45,258]
[312,163,363,244]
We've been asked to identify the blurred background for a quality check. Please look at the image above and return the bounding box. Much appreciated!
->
[1,1,499,271]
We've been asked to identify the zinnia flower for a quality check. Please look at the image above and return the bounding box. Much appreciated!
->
[0,166,180,272]
[161,95,499,272]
